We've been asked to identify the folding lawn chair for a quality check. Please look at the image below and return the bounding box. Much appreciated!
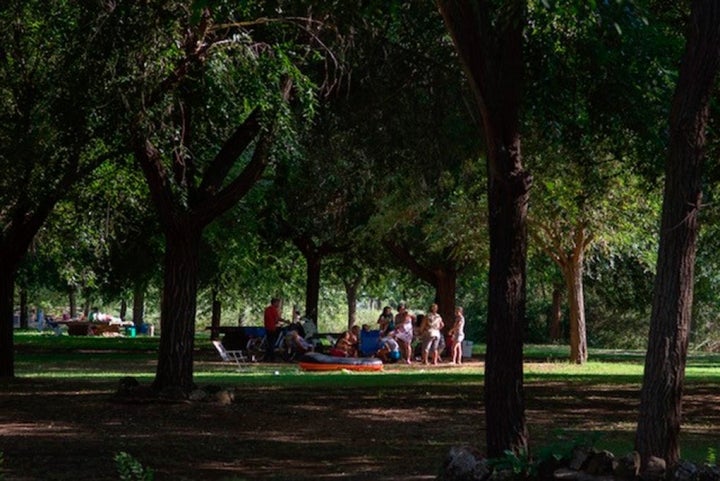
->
[212,340,247,370]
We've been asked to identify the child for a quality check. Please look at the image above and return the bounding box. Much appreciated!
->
[449,306,466,365]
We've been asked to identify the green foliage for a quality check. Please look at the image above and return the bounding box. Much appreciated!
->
[114,452,154,481]
[488,447,534,477]
[487,431,602,478]
[707,447,717,465]
[535,431,602,464]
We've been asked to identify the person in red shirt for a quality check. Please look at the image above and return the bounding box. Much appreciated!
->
[263,298,282,361]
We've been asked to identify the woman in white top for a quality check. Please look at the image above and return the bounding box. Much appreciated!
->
[449,306,466,364]
[394,303,415,364]
[421,303,444,365]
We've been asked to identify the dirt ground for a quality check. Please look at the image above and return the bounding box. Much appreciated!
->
[1,356,718,481]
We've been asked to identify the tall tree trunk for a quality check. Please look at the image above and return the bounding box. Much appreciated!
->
[484,145,531,457]
[152,227,201,395]
[304,253,321,325]
[119,299,127,322]
[437,0,530,457]
[563,259,587,364]
[132,282,145,327]
[532,222,592,362]
[549,285,563,342]
[636,0,720,468]
[343,278,360,329]
[0,267,15,378]
[68,286,77,319]
[82,297,90,318]
[210,287,221,340]
[434,268,457,335]
[19,286,28,329]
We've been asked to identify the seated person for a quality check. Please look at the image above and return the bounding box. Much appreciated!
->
[286,330,313,354]
[376,336,400,363]
[350,324,361,351]
[330,331,357,357]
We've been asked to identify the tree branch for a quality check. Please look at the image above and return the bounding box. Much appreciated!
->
[382,240,436,286]
[192,125,272,227]
[197,108,262,199]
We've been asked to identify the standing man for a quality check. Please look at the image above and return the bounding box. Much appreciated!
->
[263,298,282,362]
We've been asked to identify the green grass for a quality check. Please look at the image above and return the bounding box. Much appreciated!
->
[10,331,720,467]
[13,330,720,386]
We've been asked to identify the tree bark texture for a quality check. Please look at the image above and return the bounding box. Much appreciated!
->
[344,278,360,329]
[563,259,587,364]
[0,201,59,378]
[152,227,202,395]
[211,288,221,340]
[434,269,457,336]
[132,282,145,327]
[0,267,15,378]
[134,99,272,394]
[437,0,530,456]
[636,0,720,468]
[305,254,321,325]
[68,286,77,319]
[119,299,127,322]
[549,285,563,341]
[19,287,28,329]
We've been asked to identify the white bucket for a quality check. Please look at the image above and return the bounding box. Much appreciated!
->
[461,340,473,359]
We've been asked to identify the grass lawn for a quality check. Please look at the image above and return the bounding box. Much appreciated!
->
[3,331,719,480]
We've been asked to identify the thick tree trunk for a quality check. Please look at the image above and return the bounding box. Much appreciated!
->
[564,260,587,364]
[68,286,77,319]
[437,0,530,456]
[210,288,221,341]
[19,286,28,329]
[152,227,202,395]
[82,297,90,318]
[0,267,15,378]
[484,150,531,457]
[343,279,360,329]
[434,269,457,335]
[636,0,720,468]
[132,282,145,327]
[304,253,321,325]
[549,285,563,341]
[119,299,127,322]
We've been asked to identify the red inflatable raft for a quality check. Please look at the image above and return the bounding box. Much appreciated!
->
[298,352,383,372]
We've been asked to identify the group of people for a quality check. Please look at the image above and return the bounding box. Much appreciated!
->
[376,302,466,365]
[328,302,466,366]
[262,296,467,365]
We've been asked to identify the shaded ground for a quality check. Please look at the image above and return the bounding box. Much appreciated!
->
[1,356,718,481]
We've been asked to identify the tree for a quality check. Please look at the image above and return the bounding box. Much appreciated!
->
[524,0,675,364]
[636,0,720,468]
[436,0,531,456]
[100,2,322,394]
[326,0,485,331]
[264,107,375,325]
[0,2,116,377]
